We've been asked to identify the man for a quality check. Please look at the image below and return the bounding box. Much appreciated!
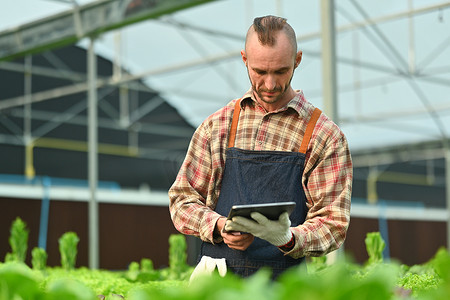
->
[169,15,352,278]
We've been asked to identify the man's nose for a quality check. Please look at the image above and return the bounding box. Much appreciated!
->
[264,75,276,90]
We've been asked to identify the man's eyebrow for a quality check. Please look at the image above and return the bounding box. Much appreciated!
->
[252,66,291,73]
[275,67,291,72]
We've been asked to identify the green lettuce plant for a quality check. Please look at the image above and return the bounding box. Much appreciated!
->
[59,231,80,270]
[31,247,47,270]
[365,232,385,265]
[167,234,190,280]
[5,217,29,263]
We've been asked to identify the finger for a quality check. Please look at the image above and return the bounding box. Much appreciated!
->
[279,212,291,226]
[224,223,247,234]
[190,256,208,281]
[217,258,227,277]
[226,223,250,233]
[225,218,254,232]
[240,233,255,243]
[223,232,253,246]
[226,233,255,251]
[225,240,250,251]
[232,216,258,227]
[250,212,268,224]
[198,256,208,268]
[204,257,217,274]
[223,219,237,233]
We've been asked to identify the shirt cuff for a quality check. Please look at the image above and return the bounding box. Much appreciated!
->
[280,229,306,257]
[278,231,295,251]
[200,211,223,244]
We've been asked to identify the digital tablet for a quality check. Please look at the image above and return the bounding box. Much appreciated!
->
[227,202,296,221]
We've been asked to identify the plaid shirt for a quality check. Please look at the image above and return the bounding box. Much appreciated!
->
[169,89,352,258]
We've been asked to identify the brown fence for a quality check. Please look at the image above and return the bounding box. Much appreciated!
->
[345,216,447,265]
[0,197,178,269]
[1,196,447,269]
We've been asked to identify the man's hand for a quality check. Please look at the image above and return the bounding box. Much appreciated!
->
[216,217,254,251]
[224,212,292,247]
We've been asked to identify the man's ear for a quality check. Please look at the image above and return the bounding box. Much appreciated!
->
[294,50,302,69]
[241,50,248,66]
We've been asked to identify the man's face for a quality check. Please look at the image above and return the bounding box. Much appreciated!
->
[242,31,301,108]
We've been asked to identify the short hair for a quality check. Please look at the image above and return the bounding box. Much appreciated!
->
[246,15,297,53]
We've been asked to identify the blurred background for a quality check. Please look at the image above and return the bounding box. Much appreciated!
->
[1,0,449,270]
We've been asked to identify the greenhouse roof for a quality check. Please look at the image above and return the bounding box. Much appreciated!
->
[1,0,450,158]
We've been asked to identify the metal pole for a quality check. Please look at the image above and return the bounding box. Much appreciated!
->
[24,55,35,178]
[321,0,338,123]
[446,146,450,250]
[88,37,99,269]
[320,0,339,264]
[114,31,130,129]
[408,0,415,74]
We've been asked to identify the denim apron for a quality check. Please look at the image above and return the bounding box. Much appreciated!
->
[201,99,321,278]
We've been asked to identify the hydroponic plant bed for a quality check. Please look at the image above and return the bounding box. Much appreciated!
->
[1,217,450,299]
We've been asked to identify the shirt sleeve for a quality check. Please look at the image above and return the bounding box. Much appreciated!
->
[168,122,224,244]
[285,118,353,258]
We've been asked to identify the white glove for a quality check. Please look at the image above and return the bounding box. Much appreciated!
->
[225,211,293,247]
[189,256,227,283]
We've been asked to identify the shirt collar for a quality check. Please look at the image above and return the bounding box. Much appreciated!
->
[240,89,307,116]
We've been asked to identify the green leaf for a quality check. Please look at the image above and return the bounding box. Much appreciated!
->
[168,234,189,280]
[365,232,385,265]
[0,262,42,299]
[32,247,48,270]
[58,232,80,270]
[8,217,29,263]
[46,278,97,300]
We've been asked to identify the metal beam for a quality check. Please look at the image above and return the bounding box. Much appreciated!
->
[0,1,447,114]
[0,80,99,111]
[129,96,165,124]
[158,2,450,44]
[0,132,189,161]
[446,147,450,249]
[339,100,450,125]
[0,50,239,112]
[0,61,159,94]
[351,141,447,168]
[9,107,194,138]
[0,0,216,62]
[24,56,34,178]
[159,17,245,42]
[321,0,338,122]
[87,38,99,270]
[335,2,450,37]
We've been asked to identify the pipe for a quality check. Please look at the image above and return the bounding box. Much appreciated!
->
[376,171,435,186]
[367,167,379,204]
[378,200,390,261]
[25,142,36,179]
[33,137,139,157]
[38,176,51,250]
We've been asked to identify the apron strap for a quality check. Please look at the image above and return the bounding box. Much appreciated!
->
[299,108,322,154]
[228,99,322,153]
[228,99,242,148]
